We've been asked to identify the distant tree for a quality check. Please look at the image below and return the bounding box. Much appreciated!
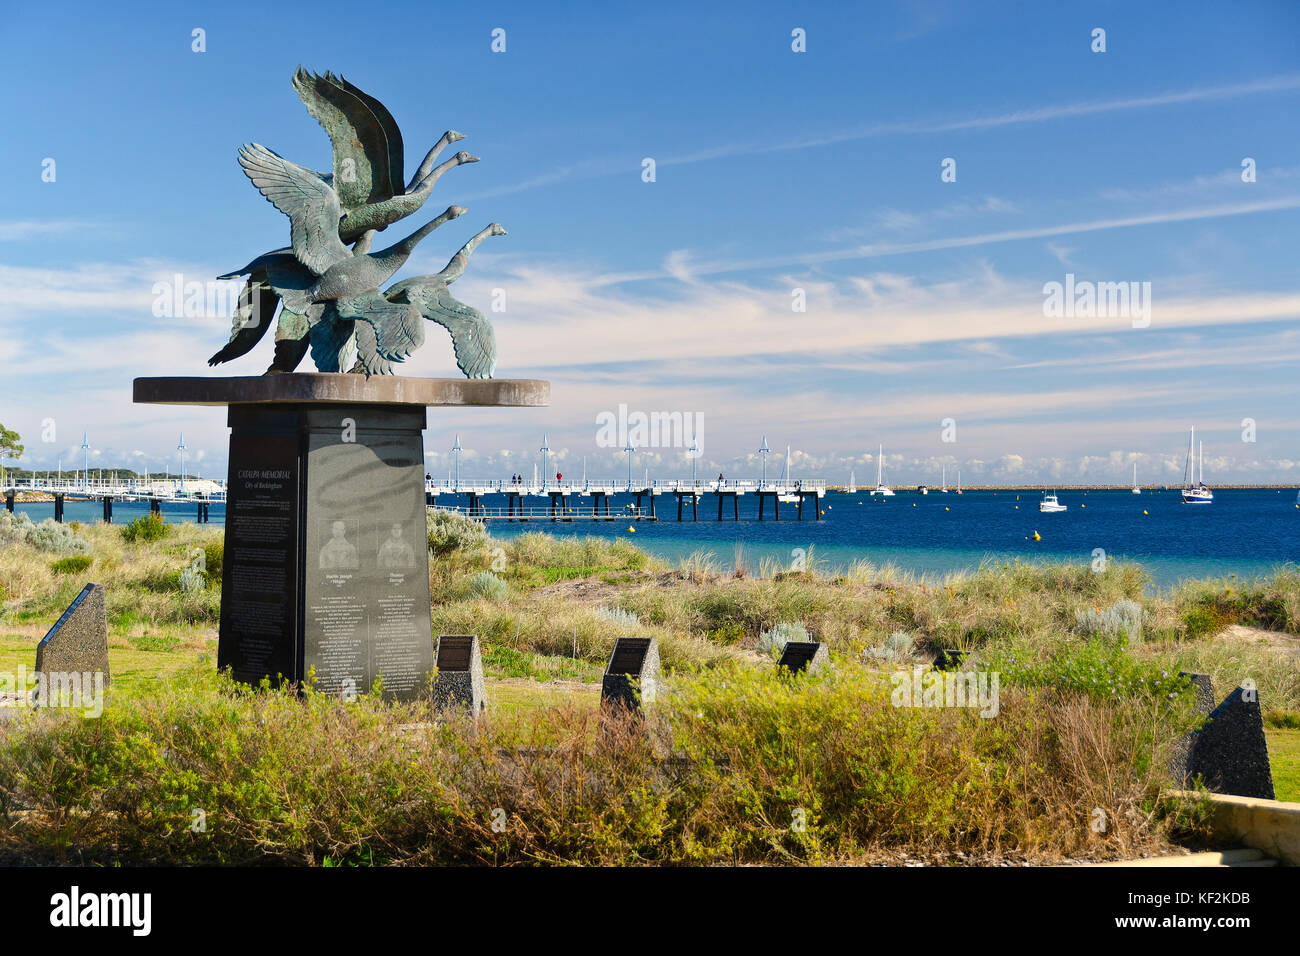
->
[0,423,22,483]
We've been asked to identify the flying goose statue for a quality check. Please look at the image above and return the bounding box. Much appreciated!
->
[207,68,503,378]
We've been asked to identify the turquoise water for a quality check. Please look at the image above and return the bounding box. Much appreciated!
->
[16,488,1300,591]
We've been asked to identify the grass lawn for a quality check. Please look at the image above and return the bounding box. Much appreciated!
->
[1266,728,1300,802]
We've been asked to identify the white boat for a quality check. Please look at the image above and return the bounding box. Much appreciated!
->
[940,466,949,493]
[917,484,929,495]
[1181,427,1213,504]
[872,444,895,496]
[1131,462,1141,494]
[955,469,962,494]
[778,445,800,503]
[847,469,856,494]
[1039,492,1067,513]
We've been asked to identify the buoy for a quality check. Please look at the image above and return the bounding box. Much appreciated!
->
[1032,531,1041,541]
[627,525,636,532]
[912,503,916,507]
[944,507,950,511]
[1143,510,1148,515]
[1081,503,1085,508]
[1014,505,1018,509]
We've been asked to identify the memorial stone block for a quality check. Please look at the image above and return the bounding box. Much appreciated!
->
[1185,685,1275,800]
[601,637,660,714]
[33,582,110,706]
[432,634,486,714]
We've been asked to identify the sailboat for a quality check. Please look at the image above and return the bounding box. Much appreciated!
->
[872,444,895,496]
[1131,462,1141,494]
[955,469,963,494]
[1181,427,1213,504]
[847,469,856,494]
[940,466,949,493]
[778,446,800,503]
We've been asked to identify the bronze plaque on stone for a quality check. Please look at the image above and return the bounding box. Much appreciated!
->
[217,422,301,686]
[437,635,474,672]
[607,637,651,676]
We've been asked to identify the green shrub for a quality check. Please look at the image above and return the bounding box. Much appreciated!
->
[707,623,746,646]
[1076,599,1144,645]
[594,606,640,629]
[864,630,917,663]
[757,620,808,657]
[467,571,509,602]
[121,512,170,543]
[202,541,223,585]
[50,555,93,575]
[0,663,1189,865]
[426,507,487,556]
[0,512,90,554]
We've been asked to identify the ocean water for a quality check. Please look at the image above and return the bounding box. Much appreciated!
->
[15,488,1300,591]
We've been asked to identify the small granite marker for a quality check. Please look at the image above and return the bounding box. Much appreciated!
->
[431,634,486,715]
[1185,684,1275,800]
[601,637,659,715]
[776,640,828,675]
[32,582,110,707]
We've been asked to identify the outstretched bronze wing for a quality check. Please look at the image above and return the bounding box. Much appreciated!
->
[292,66,394,211]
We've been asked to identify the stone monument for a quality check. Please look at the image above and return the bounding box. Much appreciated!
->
[134,69,549,701]
[431,634,487,714]
[33,582,110,703]
[1184,683,1275,800]
[601,637,660,715]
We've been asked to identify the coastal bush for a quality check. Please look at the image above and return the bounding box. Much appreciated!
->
[863,630,917,663]
[121,512,169,543]
[425,508,487,557]
[1075,599,1144,645]
[0,512,90,554]
[594,606,640,629]
[981,637,1194,708]
[466,571,509,602]
[707,623,746,646]
[50,555,93,575]
[757,620,808,657]
[0,663,1189,865]
[201,541,223,586]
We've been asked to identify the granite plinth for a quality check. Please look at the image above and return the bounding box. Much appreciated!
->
[134,374,549,408]
[132,375,549,703]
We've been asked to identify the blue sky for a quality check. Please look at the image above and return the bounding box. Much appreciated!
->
[2,0,1298,485]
